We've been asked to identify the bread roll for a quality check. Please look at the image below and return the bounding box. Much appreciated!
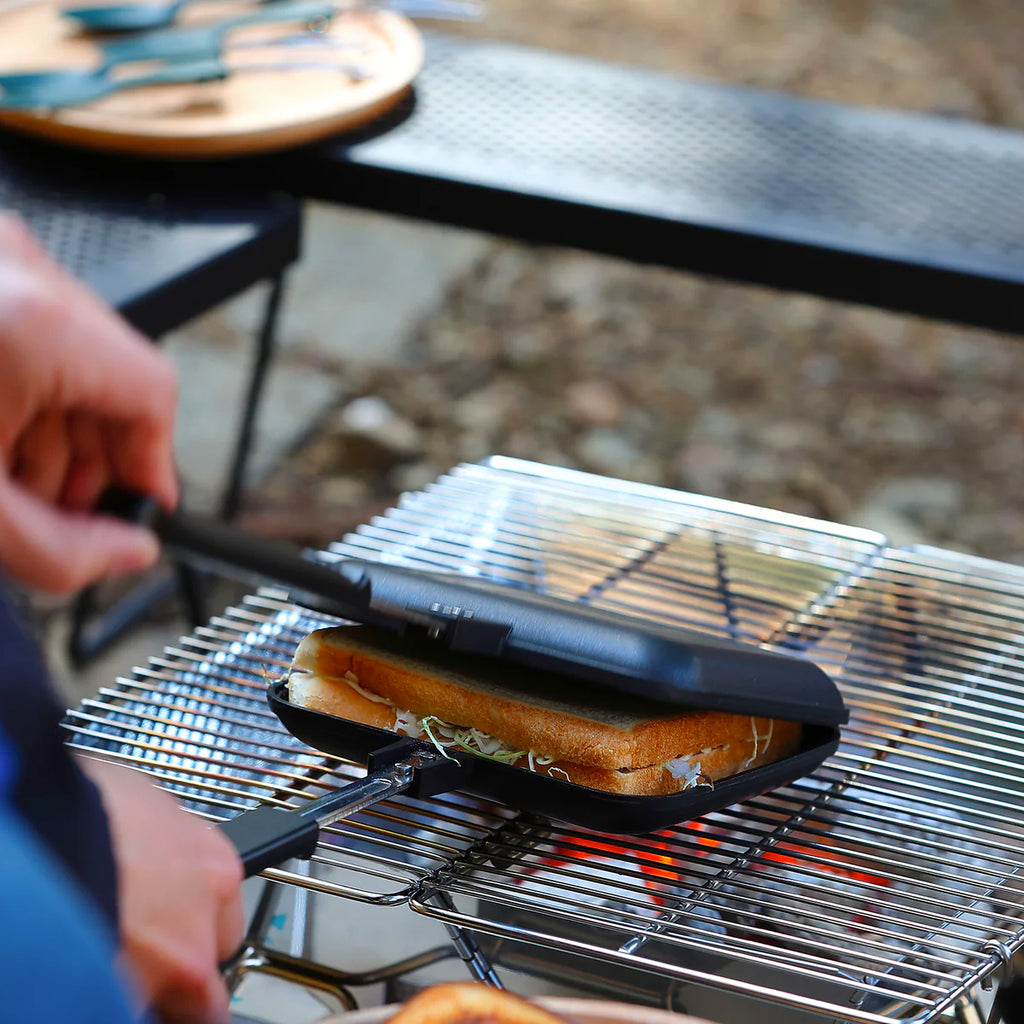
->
[384,983,568,1023]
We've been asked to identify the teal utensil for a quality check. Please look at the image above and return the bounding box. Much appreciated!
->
[0,55,226,109]
[64,0,255,33]
[0,0,333,101]
[95,0,332,63]
[61,0,481,34]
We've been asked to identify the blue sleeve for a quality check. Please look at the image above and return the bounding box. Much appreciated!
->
[0,799,143,1023]
[0,578,118,926]
[0,578,141,1019]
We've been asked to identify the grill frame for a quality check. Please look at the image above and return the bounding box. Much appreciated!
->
[64,457,1024,1022]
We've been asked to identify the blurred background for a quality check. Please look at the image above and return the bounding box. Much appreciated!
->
[166,0,1024,568]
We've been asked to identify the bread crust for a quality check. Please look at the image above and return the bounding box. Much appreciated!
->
[288,669,395,729]
[289,626,802,796]
[384,983,568,1024]
[540,719,800,795]
[292,626,799,772]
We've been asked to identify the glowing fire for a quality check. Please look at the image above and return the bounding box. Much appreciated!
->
[530,821,889,912]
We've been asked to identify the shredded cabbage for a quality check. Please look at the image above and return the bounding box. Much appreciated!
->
[328,672,631,784]
[417,716,529,765]
[664,757,713,790]
[341,669,395,706]
[333,666,538,765]
[419,716,457,761]
[392,708,421,737]
[743,716,774,769]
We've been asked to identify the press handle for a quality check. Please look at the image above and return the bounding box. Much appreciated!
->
[102,487,321,581]
[98,486,381,623]
[218,762,416,877]
[218,806,319,878]
[217,746,463,877]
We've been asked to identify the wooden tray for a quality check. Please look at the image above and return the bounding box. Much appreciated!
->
[0,0,422,158]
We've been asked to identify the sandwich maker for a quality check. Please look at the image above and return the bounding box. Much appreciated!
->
[106,491,847,876]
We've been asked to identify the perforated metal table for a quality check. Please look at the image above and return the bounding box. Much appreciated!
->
[258,33,1024,334]
[0,135,302,525]
[0,136,300,339]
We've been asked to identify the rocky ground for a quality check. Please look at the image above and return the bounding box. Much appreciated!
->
[245,0,1024,565]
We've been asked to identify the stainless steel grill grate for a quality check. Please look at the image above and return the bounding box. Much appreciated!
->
[64,457,1024,1022]
[66,594,515,904]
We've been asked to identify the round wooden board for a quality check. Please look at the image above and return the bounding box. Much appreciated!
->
[0,0,422,158]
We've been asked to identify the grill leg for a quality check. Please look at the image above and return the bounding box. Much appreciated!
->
[221,272,286,521]
[226,946,359,1017]
[424,890,503,988]
[953,993,985,1024]
[225,875,358,1015]
[224,874,473,1016]
[288,860,312,959]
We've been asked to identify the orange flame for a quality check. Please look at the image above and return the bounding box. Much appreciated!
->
[529,821,888,910]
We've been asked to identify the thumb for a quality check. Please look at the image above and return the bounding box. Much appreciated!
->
[0,477,160,594]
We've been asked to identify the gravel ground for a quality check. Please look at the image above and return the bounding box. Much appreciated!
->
[248,0,1024,564]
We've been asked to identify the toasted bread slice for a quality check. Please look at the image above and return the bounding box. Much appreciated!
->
[288,626,801,796]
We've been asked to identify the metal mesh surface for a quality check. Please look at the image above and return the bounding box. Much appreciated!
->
[66,594,513,904]
[0,144,175,277]
[0,138,298,329]
[64,457,1024,1020]
[357,36,1024,276]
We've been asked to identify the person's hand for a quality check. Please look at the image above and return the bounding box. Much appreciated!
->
[80,757,245,1024]
[0,212,178,594]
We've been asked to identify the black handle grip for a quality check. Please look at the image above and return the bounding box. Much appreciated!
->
[997,978,1024,1024]
[97,487,159,526]
[218,807,319,878]
[97,486,385,625]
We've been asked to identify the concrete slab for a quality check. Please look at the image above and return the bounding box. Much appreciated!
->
[214,202,492,365]
[162,204,491,513]
[164,326,339,513]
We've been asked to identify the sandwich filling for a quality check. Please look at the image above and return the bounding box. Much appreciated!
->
[305,667,726,789]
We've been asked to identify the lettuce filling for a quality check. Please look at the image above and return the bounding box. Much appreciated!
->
[333,669,717,789]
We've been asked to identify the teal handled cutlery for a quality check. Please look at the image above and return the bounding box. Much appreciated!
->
[0,55,228,109]
[65,0,260,33]
[0,0,335,101]
[0,50,372,110]
[61,0,481,33]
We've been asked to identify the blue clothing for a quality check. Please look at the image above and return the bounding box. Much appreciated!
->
[0,584,117,922]
[0,580,140,1022]
[0,800,140,1022]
